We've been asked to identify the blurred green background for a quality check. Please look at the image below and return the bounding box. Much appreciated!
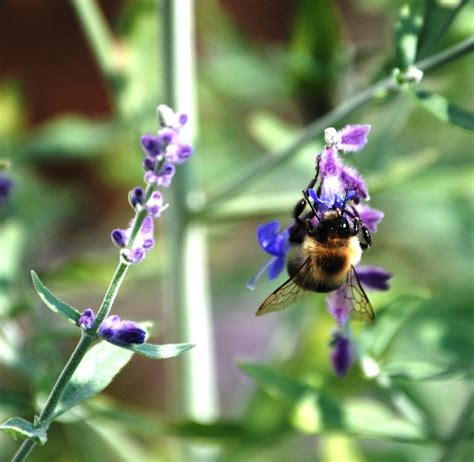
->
[0,0,472,461]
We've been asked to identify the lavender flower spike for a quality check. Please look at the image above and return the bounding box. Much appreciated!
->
[99,315,147,346]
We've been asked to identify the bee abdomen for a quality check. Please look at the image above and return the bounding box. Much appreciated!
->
[315,254,346,274]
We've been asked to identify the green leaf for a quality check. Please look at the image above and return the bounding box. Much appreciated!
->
[18,116,115,160]
[361,291,429,358]
[0,417,47,445]
[120,342,194,359]
[417,0,469,59]
[168,421,247,441]
[53,341,134,418]
[31,271,81,325]
[383,361,474,381]
[240,362,312,402]
[395,1,425,69]
[414,90,474,130]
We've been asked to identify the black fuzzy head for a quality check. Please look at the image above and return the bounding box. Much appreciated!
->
[314,214,351,242]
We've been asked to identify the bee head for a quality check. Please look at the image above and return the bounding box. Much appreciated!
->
[316,215,351,240]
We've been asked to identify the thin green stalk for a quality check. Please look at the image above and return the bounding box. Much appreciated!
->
[200,36,474,211]
[70,0,117,83]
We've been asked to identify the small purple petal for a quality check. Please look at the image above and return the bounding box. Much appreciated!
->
[357,265,393,291]
[319,147,342,177]
[356,204,384,233]
[257,221,280,251]
[338,165,369,202]
[330,331,353,377]
[176,143,193,163]
[111,229,128,248]
[146,191,164,218]
[143,155,156,171]
[338,124,371,153]
[327,288,351,327]
[144,171,159,185]
[140,215,154,236]
[267,256,286,280]
[79,308,96,329]
[177,113,188,127]
[157,162,175,188]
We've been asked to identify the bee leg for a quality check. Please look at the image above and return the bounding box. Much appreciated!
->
[292,156,322,220]
[349,205,372,250]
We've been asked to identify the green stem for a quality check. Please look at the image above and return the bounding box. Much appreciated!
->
[200,36,474,211]
[12,333,94,462]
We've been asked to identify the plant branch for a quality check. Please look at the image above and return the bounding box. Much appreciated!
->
[200,36,474,212]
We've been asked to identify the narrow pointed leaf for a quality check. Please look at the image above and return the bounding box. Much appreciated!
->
[31,271,81,325]
[395,1,425,69]
[383,361,474,381]
[417,0,469,59]
[0,417,47,445]
[53,341,134,419]
[414,90,474,130]
[120,342,194,359]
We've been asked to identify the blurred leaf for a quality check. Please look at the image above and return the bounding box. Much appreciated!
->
[414,90,474,130]
[0,417,47,445]
[0,220,25,317]
[240,362,312,402]
[31,271,81,325]
[119,342,194,359]
[361,291,430,358]
[383,361,474,381]
[417,0,470,59]
[18,116,115,160]
[168,421,247,441]
[53,340,134,418]
[395,1,425,69]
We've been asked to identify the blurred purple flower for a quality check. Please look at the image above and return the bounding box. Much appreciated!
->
[327,289,351,327]
[0,173,13,204]
[337,124,371,152]
[129,187,144,209]
[248,221,290,290]
[146,191,166,218]
[357,265,393,291]
[112,215,154,264]
[98,314,146,346]
[330,331,353,377]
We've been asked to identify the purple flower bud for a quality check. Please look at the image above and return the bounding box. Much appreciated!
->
[338,124,371,152]
[356,204,384,233]
[146,191,164,218]
[79,308,96,329]
[157,162,175,188]
[176,143,193,163]
[129,187,144,209]
[356,265,393,291]
[111,229,128,248]
[140,134,162,157]
[0,174,13,204]
[144,171,159,185]
[327,288,351,327]
[177,113,188,127]
[158,127,176,145]
[143,155,156,172]
[98,314,146,346]
[330,331,353,377]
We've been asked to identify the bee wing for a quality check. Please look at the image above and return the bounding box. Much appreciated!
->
[256,258,311,317]
[343,265,375,323]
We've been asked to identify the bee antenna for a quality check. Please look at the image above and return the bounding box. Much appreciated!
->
[340,190,355,215]
[302,190,321,223]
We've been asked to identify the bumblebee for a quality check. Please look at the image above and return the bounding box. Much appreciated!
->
[256,168,374,322]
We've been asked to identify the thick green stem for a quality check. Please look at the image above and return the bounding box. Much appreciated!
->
[161,0,218,422]
[201,36,474,211]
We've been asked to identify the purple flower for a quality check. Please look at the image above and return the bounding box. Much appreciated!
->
[98,314,146,346]
[78,308,95,329]
[112,215,155,264]
[146,191,166,218]
[330,331,353,377]
[356,204,384,233]
[356,265,393,291]
[247,220,290,290]
[0,174,13,204]
[327,288,351,327]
